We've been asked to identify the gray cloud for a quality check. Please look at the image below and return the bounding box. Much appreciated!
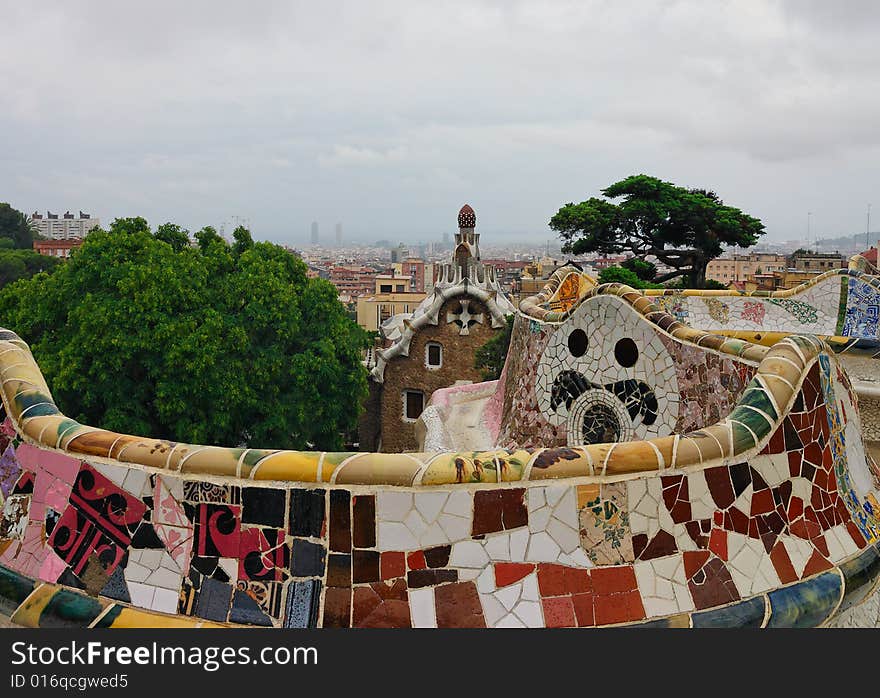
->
[1,1,879,244]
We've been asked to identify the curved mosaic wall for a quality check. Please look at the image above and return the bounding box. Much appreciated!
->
[521,255,880,351]
[0,274,879,628]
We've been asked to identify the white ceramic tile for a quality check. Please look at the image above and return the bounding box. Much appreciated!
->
[408,588,437,628]
[449,540,489,568]
[377,492,413,522]
[377,521,418,551]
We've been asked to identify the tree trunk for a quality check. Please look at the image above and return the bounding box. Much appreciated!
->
[689,257,709,288]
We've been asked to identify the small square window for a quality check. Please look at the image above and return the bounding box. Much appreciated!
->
[404,390,424,420]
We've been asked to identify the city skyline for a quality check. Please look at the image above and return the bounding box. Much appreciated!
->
[4,3,880,247]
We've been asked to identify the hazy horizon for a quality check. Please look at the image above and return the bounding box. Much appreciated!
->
[4,2,880,248]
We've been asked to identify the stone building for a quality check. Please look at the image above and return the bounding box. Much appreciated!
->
[358,204,515,452]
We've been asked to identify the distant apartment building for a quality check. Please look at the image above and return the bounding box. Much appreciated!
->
[30,211,99,240]
[33,239,83,259]
[310,221,319,245]
[482,259,530,293]
[393,257,437,293]
[706,253,788,284]
[788,251,846,273]
[390,244,409,264]
[335,223,342,247]
[516,256,568,298]
[591,255,629,271]
[355,275,427,332]
[328,265,378,298]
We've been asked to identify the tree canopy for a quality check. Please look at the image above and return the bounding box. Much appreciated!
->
[0,217,370,450]
[621,256,656,282]
[0,248,61,288]
[474,314,513,381]
[550,175,765,287]
[0,203,38,249]
[597,265,662,289]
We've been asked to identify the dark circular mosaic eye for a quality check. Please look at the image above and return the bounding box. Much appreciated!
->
[614,338,639,367]
[580,404,621,444]
[567,328,588,357]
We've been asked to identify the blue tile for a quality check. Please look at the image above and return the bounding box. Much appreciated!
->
[767,572,842,628]
[283,579,321,628]
[836,545,880,615]
[692,595,766,628]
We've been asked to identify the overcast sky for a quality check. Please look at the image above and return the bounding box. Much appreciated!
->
[2,1,880,246]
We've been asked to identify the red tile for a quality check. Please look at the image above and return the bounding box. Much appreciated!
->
[787,496,804,522]
[705,466,735,508]
[748,519,760,538]
[810,533,829,558]
[639,530,678,560]
[562,567,591,594]
[826,471,837,491]
[789,517,808,539]
[406,551,426,570]
[494,562,534,588]
[845,521,867,549]
[434,582,486,628]
[801,550,833,578]
[590,566,638,595]
[594,590,645,626]
[537,563,567,597]
[708,528,728,561]
[788,451,801,477]
[728,506,750,535]
[750,489,774,516]
[683,550,711,580]
[380,551,406,580]
[669,500,692,524]
[803,443,823,468]
[572,592,595,627]
[769,542,798,584]
[542,596,576,628]
[763,427,785,455]
[322,587,352,627]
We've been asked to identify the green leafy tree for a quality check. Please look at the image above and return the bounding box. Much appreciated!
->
[474,314,514,381]
[550,175,765,287]
[597,265,664,289]
[0,218,369,450]
[621,256,656,281]
[598,265,642,287]
[232,225,254,257]
[0,203,37,249]
[154,222,190,252]
[0,249,61,287]
[194,225,225,252]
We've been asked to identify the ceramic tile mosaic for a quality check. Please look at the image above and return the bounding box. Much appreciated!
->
[0,259,879,627]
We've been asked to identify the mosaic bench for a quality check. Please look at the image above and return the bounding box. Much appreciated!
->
[1,268,879,628]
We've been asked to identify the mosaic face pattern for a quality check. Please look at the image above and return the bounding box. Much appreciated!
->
[535,295,679,443]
